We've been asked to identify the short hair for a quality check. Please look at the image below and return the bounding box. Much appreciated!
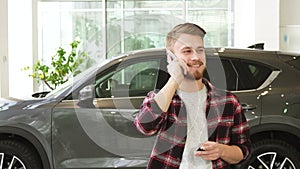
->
[166,23,206,50]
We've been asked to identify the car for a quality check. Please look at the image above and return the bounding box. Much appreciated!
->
[0,47,299,169]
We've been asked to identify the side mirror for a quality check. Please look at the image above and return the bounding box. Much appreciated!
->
[77,85,95,108]
[79,85,95,101]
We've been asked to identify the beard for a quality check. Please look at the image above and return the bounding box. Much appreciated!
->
[185,60,205,80]
[185,68,205,80]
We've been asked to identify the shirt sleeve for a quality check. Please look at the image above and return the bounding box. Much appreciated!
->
[231,95,251,162]
[134,91,167,136]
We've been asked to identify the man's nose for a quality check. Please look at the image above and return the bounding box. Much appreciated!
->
[191,53,201,60]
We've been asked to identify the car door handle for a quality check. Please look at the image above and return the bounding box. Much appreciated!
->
[241,103,256,111]
[117,109,139,120]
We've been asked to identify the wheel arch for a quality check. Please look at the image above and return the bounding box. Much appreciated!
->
[250,122,300,152]
[0,125,52,169]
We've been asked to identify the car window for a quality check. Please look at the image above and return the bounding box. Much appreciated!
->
[231,59,272,90]
[220,59,238,91]
[95,59,160,98]
[206,57,273,91]
[205,58,231,91]
[47,64,98,99]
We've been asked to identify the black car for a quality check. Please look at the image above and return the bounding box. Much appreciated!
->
[0,47,299,169]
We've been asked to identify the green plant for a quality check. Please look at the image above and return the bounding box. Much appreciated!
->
[23,41,87,90]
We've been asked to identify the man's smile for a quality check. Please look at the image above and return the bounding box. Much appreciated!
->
[187,61,203,68]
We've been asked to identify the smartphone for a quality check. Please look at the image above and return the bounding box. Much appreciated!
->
[196,146,205,151]
[166,50,187,76]
[166,50,177,60]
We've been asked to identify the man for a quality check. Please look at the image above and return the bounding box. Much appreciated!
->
[134,23,251,169]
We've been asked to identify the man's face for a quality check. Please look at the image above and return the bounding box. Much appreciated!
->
[172,33,206,80]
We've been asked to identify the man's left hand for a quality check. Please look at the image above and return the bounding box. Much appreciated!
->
[194,141,244,164]
[194,141,223,161]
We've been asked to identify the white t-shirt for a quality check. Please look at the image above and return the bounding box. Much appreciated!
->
[178,86,212,169]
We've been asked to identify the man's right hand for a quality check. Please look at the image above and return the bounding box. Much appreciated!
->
[167,56,188,87]
[153,51,189,112]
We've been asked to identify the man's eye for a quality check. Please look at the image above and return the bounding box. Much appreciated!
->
[183,50,192,54]
[196,49,204,54]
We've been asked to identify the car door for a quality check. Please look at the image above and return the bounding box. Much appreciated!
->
[214,54,280,126]
[205,50,266,125]
[51,55,165,169]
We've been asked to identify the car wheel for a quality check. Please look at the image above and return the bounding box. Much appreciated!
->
[0,139,42,169]
[248,139,300,169]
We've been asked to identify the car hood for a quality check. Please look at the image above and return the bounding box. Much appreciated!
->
[0,97,22,110]
[0,97,44,111]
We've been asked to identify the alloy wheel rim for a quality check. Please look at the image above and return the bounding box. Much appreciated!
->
[248,152,296,169]
[0,153,26,169]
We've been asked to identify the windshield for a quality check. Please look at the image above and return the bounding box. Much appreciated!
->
[45,64,98,99]
[45,56,122,99]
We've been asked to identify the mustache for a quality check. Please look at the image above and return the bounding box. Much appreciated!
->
[186,60,204,67]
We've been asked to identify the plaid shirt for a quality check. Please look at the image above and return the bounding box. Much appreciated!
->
[134,79,251,169]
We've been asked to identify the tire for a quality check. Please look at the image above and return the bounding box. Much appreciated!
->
[0,139,42,169]
[247,139,300,169]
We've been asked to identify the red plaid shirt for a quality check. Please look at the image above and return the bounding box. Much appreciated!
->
[134,79,251,169]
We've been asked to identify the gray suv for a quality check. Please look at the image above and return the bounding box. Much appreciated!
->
[0,48,299,169]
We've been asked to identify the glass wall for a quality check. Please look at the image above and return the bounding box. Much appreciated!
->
[38,0,233,67]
